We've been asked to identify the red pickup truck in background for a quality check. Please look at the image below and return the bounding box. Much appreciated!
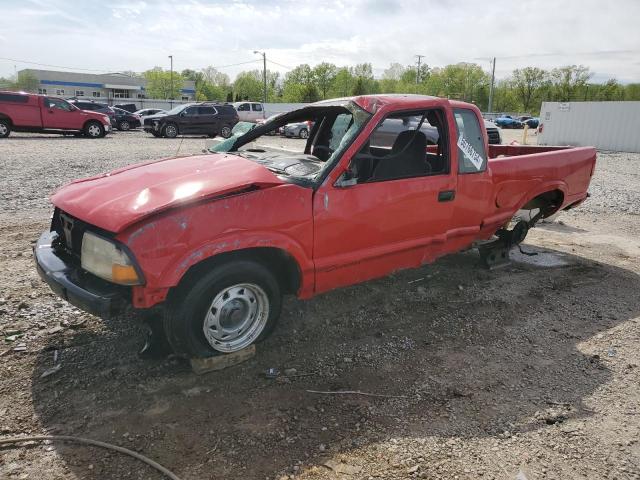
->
[0,91,111,138]
[34,95,596,358]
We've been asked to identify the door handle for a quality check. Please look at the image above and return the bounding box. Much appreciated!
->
[438,190,456,202]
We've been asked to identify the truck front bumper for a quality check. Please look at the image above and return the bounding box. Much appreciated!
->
[34,231,130,319]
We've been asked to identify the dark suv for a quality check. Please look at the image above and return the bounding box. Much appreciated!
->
[68,99,116,125]
[143,103,239,138]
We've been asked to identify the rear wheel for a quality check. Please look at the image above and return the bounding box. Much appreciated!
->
[0,119,11,138]
[163,123,178,138]
[163,260,282,358]
[220,125,232,138]
[299,128,308,139]
[84,121,105,138]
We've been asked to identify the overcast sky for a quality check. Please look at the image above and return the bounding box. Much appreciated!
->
[1,0,639,83]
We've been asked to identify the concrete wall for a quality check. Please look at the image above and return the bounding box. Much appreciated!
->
[538,101,640,152]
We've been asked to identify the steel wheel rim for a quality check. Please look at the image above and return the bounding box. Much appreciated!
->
[221,126,231,138]
[202,283,269,352]
[0,123,7,135]
[166,125,177,137]
[121,121,130,130]
[88,124,101,137]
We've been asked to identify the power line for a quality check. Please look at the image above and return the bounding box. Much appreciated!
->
[266,59,294,70]
[0,56,116,73]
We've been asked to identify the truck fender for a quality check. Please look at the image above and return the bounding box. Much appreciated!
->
[163,231,315,297]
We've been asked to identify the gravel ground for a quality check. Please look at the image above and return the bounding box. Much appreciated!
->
[0,130,639,480]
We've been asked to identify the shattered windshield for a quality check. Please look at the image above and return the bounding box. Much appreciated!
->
[210,102,370,183]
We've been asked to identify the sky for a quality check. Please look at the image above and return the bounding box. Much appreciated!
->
[1,0,639,83]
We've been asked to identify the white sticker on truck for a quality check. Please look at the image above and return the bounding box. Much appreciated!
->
[457,135,484,171]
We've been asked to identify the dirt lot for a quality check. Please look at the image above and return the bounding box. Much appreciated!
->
[1,130,639,480]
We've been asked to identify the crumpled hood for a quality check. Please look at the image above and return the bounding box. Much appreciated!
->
[51,153,284,233]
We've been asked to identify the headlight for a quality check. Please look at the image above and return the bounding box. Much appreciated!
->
[81,232,142,285]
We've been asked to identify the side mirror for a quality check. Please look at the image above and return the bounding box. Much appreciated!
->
[334,168,358,188]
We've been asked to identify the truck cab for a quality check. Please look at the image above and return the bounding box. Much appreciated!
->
[233,101,264,122]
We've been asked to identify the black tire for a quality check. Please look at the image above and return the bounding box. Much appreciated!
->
[299,128,308,139]
[163,260,282,358]
[163,123,178,138]
[0,119,11,138]
[220,125,232,138]
[84,121,105,138]
[119,120,131,131]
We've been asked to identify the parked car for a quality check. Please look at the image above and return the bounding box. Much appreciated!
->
[484,119,502,144]
[495,115,523,129]
[523,117,540,129]
[516,115,532,122]
[35,94,596,358]
[114,103,138,113]
[283,120,314,138]
[68,99,117,125]
[233,101,264,122]
[0,91,111,138]
[255,113,283,135]
[143,103,239,138]
[111,107,141,131]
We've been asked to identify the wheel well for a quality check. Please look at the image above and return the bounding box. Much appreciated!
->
[175,247,302,296]
[0,114,12,126]
[521,189,564,217]
[83,119,101,129]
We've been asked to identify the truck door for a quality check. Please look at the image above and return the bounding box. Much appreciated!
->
[312,108,456,293]
[449,107,494,233]
[251,103,263,121]
[43,97,83,130]
[236,103,250,121]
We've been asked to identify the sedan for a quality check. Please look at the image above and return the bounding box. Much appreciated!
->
[284,120,314,139]
[112,107,142,131]
[495,116,524,129]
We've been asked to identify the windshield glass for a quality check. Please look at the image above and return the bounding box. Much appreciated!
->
[209,102,370,182]
[165,104,187,115]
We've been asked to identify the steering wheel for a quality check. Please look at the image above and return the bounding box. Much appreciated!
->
[312,145,333,160]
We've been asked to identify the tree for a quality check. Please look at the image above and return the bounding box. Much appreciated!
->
[383,63,405,81]
[14,71,39,92]
[233,70,263,101]
[331,67,354,97]
[312,62,337,99]
[143,67,184,99]
[201,66,231,89]
[511,67,547,112]
[550,65,592,101]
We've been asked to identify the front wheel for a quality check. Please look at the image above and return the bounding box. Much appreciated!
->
[299,128,308,139]
[163,123,178,138]
[0,119,12,138]
[118,120,130,131]
[220,125,232,138]
[163,260,282,358]
[84,121,105,138]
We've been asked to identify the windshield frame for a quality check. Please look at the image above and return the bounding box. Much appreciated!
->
[209,101,371,189]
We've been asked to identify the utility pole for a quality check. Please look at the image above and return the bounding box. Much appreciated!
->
[488,57,496,113]
[254,51,267,118]
[415,54,425,84]
[168,55,173,101]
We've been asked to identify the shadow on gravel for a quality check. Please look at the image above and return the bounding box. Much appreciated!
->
[28,247,640,479]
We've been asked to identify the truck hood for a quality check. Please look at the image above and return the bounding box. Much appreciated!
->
[51,153,284,233]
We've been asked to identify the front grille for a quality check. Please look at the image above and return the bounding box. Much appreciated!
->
[51,208,88,261]
[487,128,501,144]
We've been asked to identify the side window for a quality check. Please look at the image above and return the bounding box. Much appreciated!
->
[184,106,198,115]
[198,106,217,115]
[252,103,262,112]
[351,109,448,183]
[454,109,487,173]
[46,98,74,112]
[237,103,250,111]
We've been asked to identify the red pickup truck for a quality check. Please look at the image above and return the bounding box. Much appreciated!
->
[34,95,596,358]
[0,91,111,138]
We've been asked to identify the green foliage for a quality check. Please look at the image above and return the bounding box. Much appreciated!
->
[14,71,39,92]
[143,67,184,99]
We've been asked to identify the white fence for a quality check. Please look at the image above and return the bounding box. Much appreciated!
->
[538,101,640,153]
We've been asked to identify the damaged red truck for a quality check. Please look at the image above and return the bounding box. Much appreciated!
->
[34,95,596,357]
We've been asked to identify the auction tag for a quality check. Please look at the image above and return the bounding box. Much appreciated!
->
[457,135,484,171]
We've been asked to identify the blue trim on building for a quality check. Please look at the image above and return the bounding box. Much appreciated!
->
[41,79,104,88]
[181,89,196,94]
